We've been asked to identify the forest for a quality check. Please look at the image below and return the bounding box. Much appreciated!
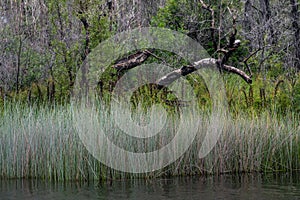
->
[0,0,299,181]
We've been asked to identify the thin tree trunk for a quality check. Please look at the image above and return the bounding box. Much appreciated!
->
[244,0,253,51]
[16,36,22,94]
[78,4,91,97]
[290,0,300,70]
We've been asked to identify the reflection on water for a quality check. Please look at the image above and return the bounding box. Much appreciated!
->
[1,173,300,200]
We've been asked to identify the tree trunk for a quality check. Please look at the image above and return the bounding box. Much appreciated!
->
[244,0,253,51]
[16,36,22,94]
[290,0,300,70]
[78,4,91,97]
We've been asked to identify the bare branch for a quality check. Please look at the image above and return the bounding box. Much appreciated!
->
[243,46,270,77]
[112,50,152,71]
[199,0,217,51]
[221,11,239,65]
[222,64,252,84]
[156,58,252,86]
[112,48,253,85]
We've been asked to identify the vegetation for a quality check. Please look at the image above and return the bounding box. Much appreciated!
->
[0,102,299,181]
[0,0,299,181]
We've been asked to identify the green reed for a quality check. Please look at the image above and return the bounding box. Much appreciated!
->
[0,101,299,181]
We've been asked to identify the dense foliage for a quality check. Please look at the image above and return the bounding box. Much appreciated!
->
[0,0,299,114]
[0,0,299,181]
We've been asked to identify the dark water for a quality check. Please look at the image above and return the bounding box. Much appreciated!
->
[1,173,300,200]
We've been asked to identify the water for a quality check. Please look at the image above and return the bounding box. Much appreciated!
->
[1,173,300,200]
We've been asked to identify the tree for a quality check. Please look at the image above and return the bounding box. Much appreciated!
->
[111,0,253,86]
[290,0,300,70]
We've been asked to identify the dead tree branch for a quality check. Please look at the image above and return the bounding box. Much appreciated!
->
[199,0,217,51]
[112,50,252,85]
[112,50,152,71]
[220,11,239,66]
[156,58,252,86]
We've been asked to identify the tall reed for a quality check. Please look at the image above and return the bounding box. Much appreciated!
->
[0,101,299,181]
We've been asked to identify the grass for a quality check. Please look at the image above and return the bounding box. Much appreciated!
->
[0,100,299,182]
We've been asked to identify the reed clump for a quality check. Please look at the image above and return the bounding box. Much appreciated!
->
[0,101,299,181]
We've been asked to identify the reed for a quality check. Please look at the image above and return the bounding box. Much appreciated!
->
[0,101,299,181]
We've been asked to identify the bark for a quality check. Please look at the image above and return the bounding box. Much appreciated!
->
[16,36,23,94]
[260,0,275,44]
[290,0,300,70]
[243,0,254,51]
[199,0,217,51]
[244,0,252,32]
[220,14,239,66]
[78,2,91,96]
[112,50,152,71]
[156,58,252,86]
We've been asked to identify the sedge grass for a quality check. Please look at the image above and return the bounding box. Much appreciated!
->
[0,101,299,181]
